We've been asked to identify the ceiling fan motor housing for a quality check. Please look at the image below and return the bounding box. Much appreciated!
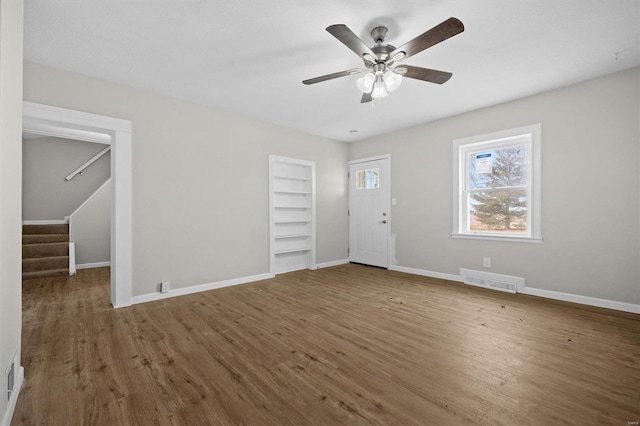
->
[370,26,388,44]
[371,44,395,64]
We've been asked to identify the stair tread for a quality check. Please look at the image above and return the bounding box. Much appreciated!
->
[22,269,70,280]
[22,256,70,273]
[23,255,70,262]
[23,233,69,236]
[23,234,70,244]
[22,242,70,260]
[23,224,69,235]
[22,241,69,246]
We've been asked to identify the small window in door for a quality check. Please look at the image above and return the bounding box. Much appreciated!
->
[356,168,380,190]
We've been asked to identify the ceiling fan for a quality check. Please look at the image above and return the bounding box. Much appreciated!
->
[303,17,464,103]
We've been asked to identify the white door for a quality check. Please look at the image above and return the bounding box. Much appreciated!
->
[349,157,390,268]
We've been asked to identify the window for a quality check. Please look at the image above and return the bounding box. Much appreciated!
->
[356,167,380,190]
[452,124,542,242]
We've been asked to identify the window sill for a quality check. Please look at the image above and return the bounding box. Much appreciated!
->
[451,233,543,244]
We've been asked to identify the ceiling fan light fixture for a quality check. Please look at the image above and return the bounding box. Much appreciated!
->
[371,77,388,99]
[357,73,375,93]
[383,70,403,92]
[304,18,464,103]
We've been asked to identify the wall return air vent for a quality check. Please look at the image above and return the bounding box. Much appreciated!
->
[460,268,524,294]
[6,356,15,402]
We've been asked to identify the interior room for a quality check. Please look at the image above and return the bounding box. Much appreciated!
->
[1,1,638,424]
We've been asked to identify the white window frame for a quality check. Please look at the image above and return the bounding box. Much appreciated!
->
[452,124,542,243]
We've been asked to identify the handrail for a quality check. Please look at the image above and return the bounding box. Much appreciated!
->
[65,146,111,181]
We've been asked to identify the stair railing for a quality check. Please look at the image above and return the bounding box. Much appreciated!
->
[65,146,111,181]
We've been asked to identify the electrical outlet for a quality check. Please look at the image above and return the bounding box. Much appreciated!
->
[161,281,170,293]
[483,257,491,268]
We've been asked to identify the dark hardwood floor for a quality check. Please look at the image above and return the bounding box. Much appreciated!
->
[13,264,640,425]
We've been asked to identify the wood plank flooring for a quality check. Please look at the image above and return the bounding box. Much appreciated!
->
[14,264,640,425]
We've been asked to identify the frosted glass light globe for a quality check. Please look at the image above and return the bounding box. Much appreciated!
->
[371,80,388,99]
[356,73,375,93]
[384,70,403,92]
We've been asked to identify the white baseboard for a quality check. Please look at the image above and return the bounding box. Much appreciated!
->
[520,286,640,314]
[22,219,68,225]
[389,265,463,282]
[316,259,349,269]
[76,261,110,270]
[131,272,275,305]
[1,366,23,426]
[389,264,639,314]
[275,265,311,275]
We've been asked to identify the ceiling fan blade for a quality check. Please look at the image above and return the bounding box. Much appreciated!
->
[303,68,362,85]
[397,65,452,84]
[326,24,377,63]
[360,92,373,103]
[389,17,464,61]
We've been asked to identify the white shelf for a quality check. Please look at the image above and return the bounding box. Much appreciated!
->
[274,190,312,195]
[274,233,311,239]
[274,219,311,224]
[273,175,311,181]
[270,155,316,274]
[274,205,311,210]
[275,247,312,255]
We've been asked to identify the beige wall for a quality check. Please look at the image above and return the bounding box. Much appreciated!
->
[21,60,638,306]
[70,180,111,265]
[350,67,640,304]
[0,0,23,422]
[22,137,110,220]
[23,62,349,296]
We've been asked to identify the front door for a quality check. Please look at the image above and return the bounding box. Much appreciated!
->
[348,156,390,268]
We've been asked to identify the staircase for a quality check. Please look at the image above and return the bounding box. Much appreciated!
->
[22,224,70,280]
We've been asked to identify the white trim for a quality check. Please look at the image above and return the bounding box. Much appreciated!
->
[389,265,463,282]
[21,121,111,144]
[451,234,543,243]
[274,265,311,274]
[69,242,76,275]
[131,273,275,305]
[76,261,111,270]
[1,366,23,426]
[111,129,133,308]
[22,102,131,134]
[520,286,640,314]
[348,153,391,165]
[22,219,68,225]
[389,265,640,314]
[22,102,133,309]
[452,124,542,242]
[316,259,350,269]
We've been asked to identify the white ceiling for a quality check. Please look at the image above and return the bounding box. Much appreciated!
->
[24,1,639,142]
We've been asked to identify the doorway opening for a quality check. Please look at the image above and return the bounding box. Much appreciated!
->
[22,102,132,307]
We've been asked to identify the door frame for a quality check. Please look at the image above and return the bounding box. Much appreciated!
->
[348,154,391,268]
[22,101,133,308]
